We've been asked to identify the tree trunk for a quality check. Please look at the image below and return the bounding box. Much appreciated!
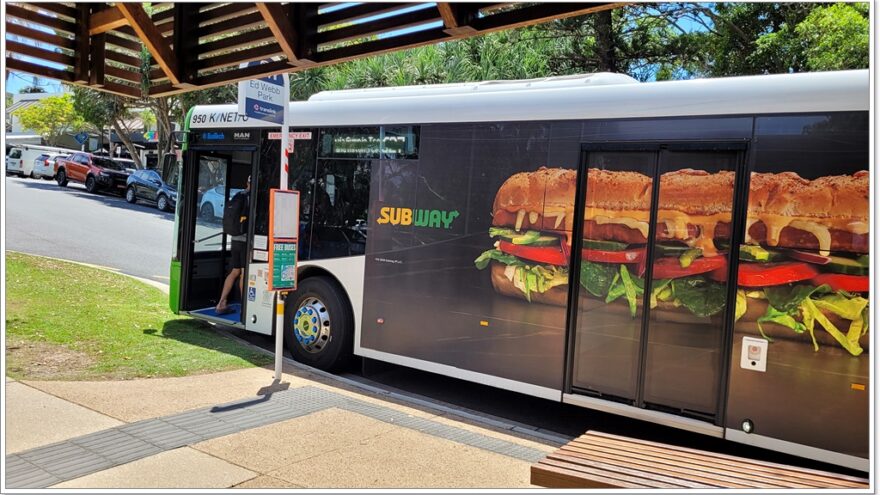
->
[111,118,144,169]
[594,9,618,73]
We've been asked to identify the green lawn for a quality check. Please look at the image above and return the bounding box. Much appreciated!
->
[5,252,271,380]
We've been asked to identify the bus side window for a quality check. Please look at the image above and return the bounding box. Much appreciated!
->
[309,159,372,260]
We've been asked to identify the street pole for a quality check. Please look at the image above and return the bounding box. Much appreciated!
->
[274,74,290,382]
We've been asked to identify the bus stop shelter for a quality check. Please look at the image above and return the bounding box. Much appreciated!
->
[5,2,621,98]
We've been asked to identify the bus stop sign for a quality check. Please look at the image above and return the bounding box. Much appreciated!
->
[268,189,300,292]
[237,61,289,125]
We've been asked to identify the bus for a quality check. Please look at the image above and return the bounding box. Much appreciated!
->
[170,70,870,471]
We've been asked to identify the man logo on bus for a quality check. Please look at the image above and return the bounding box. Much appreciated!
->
[377,207,459,229]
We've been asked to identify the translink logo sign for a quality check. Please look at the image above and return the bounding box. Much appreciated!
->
[238,60,288,124]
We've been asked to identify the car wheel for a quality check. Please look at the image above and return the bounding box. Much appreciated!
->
[85,175,98,193]
[199,203,214,220]
[284,276,354,371]
[28,171,35,179]
[125,186,137,203]
[157,194,170,212]
[56,169,68,187]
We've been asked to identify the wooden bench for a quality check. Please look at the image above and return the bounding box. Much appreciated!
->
[531,431,869,489]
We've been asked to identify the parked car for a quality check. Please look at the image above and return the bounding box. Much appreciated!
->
[55,152,133,194]
[6,144,76,178]
[32,152,70,180]
[126,168,177,212]
[199,186,243,221]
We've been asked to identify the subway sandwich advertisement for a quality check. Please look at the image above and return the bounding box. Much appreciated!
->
[360,116,867,460]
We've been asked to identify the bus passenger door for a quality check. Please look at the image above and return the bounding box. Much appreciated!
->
[567,143,746,426]
[179,151,241,320]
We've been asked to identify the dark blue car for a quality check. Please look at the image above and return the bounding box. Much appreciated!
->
[125,168,177,212]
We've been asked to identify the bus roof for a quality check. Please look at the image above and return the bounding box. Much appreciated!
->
[189,70,868,129]
[306,72,640,101]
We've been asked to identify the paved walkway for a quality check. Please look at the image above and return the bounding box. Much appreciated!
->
[5,365,560,488]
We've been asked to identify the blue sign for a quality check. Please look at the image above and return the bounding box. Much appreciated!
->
[243,97,284,124]
[74,132,89,145]
[201,132,225,140]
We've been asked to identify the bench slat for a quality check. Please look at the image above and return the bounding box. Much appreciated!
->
[531,431,869,489]
[558,444,813,489]
[537,458,684,488]
[546,452,718,489]
[531,464,654,489]
[574,433,868,488]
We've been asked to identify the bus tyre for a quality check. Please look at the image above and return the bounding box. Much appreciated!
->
[284,276,353,371]
[56,169,68,187]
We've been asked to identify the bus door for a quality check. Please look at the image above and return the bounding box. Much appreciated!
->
[179,148,255,325]
[566,142,747,425]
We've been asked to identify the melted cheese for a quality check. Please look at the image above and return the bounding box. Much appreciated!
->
[593,215,650,238]
[788,220,831,256]
[515,209,526,231]
[586,206,866,254]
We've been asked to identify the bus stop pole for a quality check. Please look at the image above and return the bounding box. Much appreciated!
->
[275,80,290,382]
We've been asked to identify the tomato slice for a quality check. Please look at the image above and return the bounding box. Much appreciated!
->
[498,241,567,266]
[712,262,820,287]
[653,255,727,279]
[811,273,869,293]
[582,248,643,264]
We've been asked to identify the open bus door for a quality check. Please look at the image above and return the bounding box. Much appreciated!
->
[177,147,256,327]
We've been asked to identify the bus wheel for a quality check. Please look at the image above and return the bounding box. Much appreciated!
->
[284,276,353,371]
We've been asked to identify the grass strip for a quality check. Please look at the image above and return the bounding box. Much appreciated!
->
[5,252,271,380]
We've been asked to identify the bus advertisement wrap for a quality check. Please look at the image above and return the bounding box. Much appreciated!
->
[177,71,869,468]
[358,114,868,461]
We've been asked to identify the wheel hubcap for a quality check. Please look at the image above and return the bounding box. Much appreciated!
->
[158,197,166,209]
[127,189,134,201]
[293,297,331,353]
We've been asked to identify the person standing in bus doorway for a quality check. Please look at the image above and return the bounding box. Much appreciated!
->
[216,175,251,315]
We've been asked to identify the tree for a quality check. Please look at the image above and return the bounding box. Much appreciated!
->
[71,87,144,168]
[679,2,869,76]
[796,3,869,71]
[13,94,83,146]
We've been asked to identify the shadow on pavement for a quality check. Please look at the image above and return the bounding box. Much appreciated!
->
[14,177,174,221]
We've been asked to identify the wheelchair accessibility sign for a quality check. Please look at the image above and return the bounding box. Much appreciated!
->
[248,287,257,302]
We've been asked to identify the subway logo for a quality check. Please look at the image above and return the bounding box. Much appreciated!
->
[377,207,459,229]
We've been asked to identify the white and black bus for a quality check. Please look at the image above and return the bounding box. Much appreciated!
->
[169,70,870,471]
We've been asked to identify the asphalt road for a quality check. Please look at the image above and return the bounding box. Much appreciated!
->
[4,173,864,477]
[5,175,174,283]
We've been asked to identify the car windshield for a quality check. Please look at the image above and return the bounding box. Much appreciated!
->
[92,157,124,170]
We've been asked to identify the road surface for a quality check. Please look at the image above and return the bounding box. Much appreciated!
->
[5,175,173,283]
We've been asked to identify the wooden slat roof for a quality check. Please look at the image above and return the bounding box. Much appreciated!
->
[4,2,623,98]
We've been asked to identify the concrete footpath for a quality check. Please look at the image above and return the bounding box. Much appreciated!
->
[5,361,561,489]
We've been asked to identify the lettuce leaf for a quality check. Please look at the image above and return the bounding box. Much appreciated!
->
[650,279,672,309]
[763,284,830,314]
[581,260,618,298]
[735,290,747,322]
[812,293,869,321]
[474,249,522,270]
[670,277,727,318]
[619,265,641,318]
[801,298,863,357]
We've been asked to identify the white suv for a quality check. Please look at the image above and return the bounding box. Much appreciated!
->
[32,152,69,180]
